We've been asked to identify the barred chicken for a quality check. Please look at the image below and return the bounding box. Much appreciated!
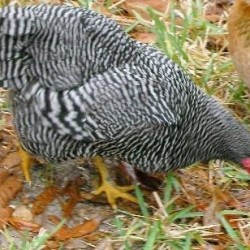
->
[1,4,250,208]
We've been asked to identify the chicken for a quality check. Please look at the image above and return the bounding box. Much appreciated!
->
[228,0,250,88]
[1,4,250,208]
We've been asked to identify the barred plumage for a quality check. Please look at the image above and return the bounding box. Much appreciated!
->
[1,4,250,174]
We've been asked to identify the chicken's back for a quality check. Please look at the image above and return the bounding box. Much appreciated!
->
[0,5,135,91]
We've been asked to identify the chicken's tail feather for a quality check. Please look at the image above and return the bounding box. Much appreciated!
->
[0,5,38,90]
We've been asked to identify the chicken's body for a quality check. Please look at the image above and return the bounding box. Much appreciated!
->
[1,5,250,178]
[228,0,250,88]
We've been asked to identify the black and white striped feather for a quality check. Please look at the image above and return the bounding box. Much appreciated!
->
[1,4,250,173]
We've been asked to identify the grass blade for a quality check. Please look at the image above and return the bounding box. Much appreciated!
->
[143,220,161,250]
[135,184,150,219]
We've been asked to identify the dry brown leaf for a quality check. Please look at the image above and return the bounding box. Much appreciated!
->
[0,206,13,228]
[224,214,242,229]
[61,177,83,218]
[120,0,169,20]
[54,217,102,241]
[48,214,63,225]
[9,217,41,232]
[1,151,21,169]
[31,186,60,215]
[0,171,10,184]
[0,172,22,207]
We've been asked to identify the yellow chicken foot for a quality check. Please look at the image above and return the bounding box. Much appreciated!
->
[92,156,137,209]
[19,147,35,183]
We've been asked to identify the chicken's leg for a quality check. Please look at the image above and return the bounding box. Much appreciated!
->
[92,156,137,209]
[19,147,35,183]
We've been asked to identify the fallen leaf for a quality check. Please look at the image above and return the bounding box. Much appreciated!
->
[32,186,60,215]
[9,217,41,232]
[48,215,62,225]
[1,151,21,169]
[61,177,83,218]
[224,214,241,229]
[0,206,13,228]
[54,217,103,241]
[121,0,169,20]
[0,171,10,184]
[0,172,22,207]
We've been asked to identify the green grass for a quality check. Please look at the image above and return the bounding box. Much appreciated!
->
[135,184,150,220]
[217,212,246,249]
